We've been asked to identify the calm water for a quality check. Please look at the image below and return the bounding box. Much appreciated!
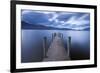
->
[21,30,90,63]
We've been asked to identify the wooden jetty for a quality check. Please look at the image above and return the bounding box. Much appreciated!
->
[43,33,70,61]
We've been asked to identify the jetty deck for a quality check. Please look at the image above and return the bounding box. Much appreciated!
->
[43,34,70,61]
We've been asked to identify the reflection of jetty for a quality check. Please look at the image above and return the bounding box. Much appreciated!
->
[43,33,71,61]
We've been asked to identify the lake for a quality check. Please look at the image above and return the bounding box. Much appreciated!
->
[21,30,90,63]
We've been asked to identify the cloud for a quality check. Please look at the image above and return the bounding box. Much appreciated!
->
[48,13,59,21]
[78,14,89,20]
[22,10,31,15]
[22,10,90,30]
[61,14,90,26]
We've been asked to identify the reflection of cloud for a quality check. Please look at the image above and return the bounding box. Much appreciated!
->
[22,10,90,30]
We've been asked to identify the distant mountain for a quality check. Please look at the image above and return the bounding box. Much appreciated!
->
[21,21,71,30]
[22,21,50,29]
[21,21,90,30]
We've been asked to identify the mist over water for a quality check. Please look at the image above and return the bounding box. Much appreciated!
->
[21,29,90,63]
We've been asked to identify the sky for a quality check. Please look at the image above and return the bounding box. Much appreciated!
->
[21,10,90,30]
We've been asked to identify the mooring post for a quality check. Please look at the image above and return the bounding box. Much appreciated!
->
[54,33,57,37]
[52,33,56,41]
[52,33,54,42]
[67,36,71,57]
[58,33,61,38]
[43,37,47,58]
[61,33,63,39]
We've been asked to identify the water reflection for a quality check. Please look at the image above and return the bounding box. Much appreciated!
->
[21,30,90,63]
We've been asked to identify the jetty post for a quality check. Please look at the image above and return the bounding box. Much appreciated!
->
[67,36,71,58]
[52,33,57,41]
[61,33,63,39]
[43,37,47,58]
[52,33,54,42]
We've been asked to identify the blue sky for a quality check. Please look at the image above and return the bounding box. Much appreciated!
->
[21,10,90,30]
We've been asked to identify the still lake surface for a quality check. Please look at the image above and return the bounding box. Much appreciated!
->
[21,30,90,63]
